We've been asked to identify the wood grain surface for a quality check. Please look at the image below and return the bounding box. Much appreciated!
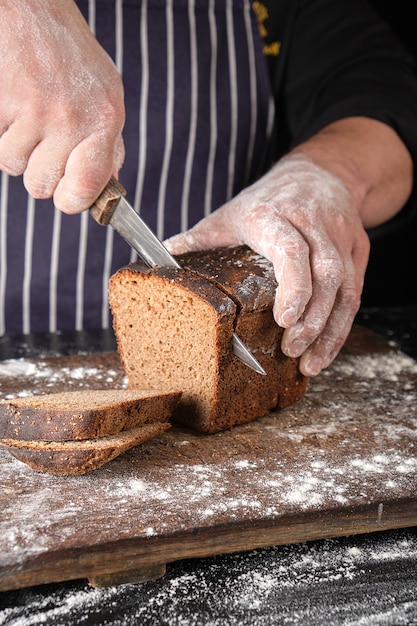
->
[1,325,417,592]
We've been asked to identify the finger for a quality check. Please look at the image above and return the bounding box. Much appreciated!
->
[164,230,207,254]
[268,235,312,328]
[298,279,360,376]
[289,233,370,375]
[236,207,313,327]
[281,245,344,354]
[23,135,75,198]
[53,131,123,214]
[0,119,41,176]
[164,209,239,253]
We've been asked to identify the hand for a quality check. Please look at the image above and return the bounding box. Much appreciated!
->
[165,153,370,376]
[0,1,125,213]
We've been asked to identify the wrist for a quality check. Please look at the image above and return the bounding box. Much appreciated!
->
[289,117,413,228]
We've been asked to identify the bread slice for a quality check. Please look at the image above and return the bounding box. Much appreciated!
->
[0,389,181,441]
[1,422,171,475]
[109,245,308,434]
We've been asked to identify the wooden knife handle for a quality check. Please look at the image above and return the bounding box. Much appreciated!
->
[89,176,127,226]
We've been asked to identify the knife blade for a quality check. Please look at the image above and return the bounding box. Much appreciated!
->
[89,177,266,375]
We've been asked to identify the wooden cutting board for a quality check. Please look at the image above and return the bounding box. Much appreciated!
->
[1,326,417,592]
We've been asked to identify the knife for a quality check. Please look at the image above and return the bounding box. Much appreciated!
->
[89,177,266,376]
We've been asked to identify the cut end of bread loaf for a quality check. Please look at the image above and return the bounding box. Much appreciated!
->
[110,266,236,432]
[2,422,171,475]
[109,245,308,434]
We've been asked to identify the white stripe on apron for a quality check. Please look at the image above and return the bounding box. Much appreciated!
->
[49,208,62,333]
[226,0,239,201]
[157,0,176,241]
[0,173,9,336]
[22,195,35,334]
[205,0,218,218]
[180,0,198,232]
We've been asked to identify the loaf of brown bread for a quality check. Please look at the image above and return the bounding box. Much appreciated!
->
[1,423,171,476]
[109,245,308,434]
[0,388,181,441]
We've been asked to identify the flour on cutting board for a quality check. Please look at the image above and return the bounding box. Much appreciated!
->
[1,345,416,399]
[1,339,417,589]
[2,423,417,567]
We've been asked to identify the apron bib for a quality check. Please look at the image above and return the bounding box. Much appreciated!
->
[0,0,274,334]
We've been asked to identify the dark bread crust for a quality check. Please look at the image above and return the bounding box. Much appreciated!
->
[109,245,308,434]
[179,245,276,313]
[0,389,181,441]
[2,423,171,475]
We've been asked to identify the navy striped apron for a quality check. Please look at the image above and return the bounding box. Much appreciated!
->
[0,0,275,334]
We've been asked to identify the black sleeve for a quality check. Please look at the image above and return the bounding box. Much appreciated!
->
[266,0,417,225]
[277,0,417,149]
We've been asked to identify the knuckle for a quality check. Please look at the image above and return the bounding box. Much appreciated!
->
[58,173,110,213]
[92,94,126,135]
[303,319,325,339]
[315,256,344,285]
[282,237,309,261]
[296,310,328,340]
[312,329,346,363]
[23,176,53,199]
[0,140,28,176]
[0,158,26,176]
[340,285,361,314]
[23,166,62,199]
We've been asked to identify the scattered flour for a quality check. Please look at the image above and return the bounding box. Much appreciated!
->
[327,352,417,381]
[248,253,275,275]
[0,361,38,378]
[1,338,417,624]
[0,358,127,399]
[2,436,417,570]
[2,531,417,625]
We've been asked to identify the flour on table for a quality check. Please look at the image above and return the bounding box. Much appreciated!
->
[0,358,127,399]
[327,351,417,380]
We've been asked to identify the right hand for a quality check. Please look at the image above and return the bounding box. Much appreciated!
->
[0,1,125,213]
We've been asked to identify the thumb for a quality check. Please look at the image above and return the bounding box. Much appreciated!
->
[163,229,206,255]
[164,211,238,254]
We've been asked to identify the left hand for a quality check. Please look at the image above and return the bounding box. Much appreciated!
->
[165,153,370,377]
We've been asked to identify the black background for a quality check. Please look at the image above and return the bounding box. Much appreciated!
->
[362,1,417,307]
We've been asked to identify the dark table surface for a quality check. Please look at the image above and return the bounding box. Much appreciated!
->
[1,305,417,626]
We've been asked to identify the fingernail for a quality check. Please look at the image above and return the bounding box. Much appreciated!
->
[286,339,307,358]
[278,306,298,327]
[304,357,323,376]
